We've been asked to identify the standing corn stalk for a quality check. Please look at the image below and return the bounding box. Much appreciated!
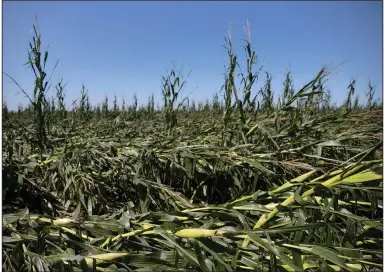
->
[161,65,188,136]
[240,20,263,113]
[55,79,67,121]
[221,21,262,146]
[366,79,376,111]
[261,71,274,114]
[221,23,237,146]
[345,78,356,113]
[4,16,56,160]
[28,16,49,159]
[102,95,109,117]
[79,85,89,119]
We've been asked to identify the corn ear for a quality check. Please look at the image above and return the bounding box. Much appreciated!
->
[53,218,76,226]
[85,252,128,264]
[175,228,225,238]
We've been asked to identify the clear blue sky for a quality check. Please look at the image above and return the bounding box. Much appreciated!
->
[3,1,383,110]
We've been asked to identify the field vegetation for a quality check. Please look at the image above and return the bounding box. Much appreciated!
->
[2,18,383,272]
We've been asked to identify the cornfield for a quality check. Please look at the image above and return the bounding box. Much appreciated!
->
[2,18,383,272]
